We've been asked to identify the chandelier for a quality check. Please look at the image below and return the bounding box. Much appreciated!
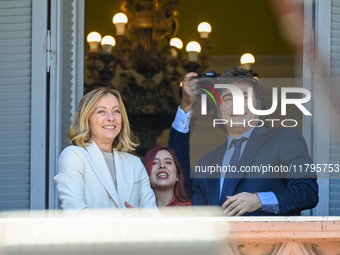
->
[84,0,212,156]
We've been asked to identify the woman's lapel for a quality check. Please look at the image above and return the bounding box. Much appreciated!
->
[86,142,121,207]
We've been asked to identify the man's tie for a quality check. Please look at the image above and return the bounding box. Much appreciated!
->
[219,137,247,205]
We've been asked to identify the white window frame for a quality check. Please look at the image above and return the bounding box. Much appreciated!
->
[30,0,49,210]
[48,0,84,210]
[303,0,331,216]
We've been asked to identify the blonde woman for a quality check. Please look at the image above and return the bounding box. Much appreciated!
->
[54,88,157,215]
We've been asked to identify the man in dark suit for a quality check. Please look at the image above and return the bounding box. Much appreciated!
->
[169,67,318,216]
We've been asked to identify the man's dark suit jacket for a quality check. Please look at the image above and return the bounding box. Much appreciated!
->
[169,126,319,216]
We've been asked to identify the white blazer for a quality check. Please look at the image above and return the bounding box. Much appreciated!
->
[54,141,157,214]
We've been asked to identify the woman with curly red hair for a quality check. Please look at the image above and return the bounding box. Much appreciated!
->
[143,146,191,207]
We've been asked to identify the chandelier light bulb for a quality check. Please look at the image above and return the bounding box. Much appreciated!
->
[186,41,201,53]
[240,53,255,64]
[87,32,102,52]
[87,31,102,43]
[170,38,183,58]
[197,22,212,38]
[101,35,116,54]
[170,38,183,49]
[113,13,128,36]
[101,36,116,46]
[186,41,201,62]
[113,13,128,24]
[240,53,255,71]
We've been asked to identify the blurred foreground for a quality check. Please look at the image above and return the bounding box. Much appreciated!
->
[0,207,340,255]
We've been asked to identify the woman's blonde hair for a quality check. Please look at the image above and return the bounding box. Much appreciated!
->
[68,87,137,152]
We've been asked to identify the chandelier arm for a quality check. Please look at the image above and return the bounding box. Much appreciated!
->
[166,16,179,39]
[85,53,101,84]
[114,35,133,70]
[196,38,212,73]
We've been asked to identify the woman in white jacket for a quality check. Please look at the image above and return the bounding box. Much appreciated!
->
[54,88,157,215]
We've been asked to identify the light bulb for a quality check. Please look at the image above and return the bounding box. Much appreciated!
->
[87,32,102,43]
[186,41,201,62]
[113,13,128,24]
[170,38,183,58]
[170,38,183,49]
[240,53,255,71]
[87,32,102,52]
[113,13,128,36]
[240,53,255,65]
[186,41,201,52]
[101,36,116,54]
[197,22,211,38]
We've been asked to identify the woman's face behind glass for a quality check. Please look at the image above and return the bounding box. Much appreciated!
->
[149,150,178,190]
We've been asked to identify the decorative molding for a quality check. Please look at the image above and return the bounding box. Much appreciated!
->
[219,217,340,255]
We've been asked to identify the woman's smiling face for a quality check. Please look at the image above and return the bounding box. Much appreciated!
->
[89,93,122,152]
[149,150,178,191]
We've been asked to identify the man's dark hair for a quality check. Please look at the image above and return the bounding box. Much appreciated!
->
[218,67,265,110]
